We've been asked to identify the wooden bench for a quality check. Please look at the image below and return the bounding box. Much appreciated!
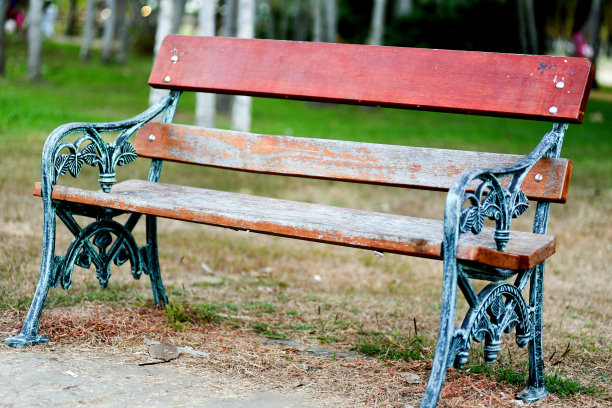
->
[5,35,594,407]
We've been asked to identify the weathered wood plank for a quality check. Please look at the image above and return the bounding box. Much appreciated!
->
[35,181,556,270]
[149,35,594,123]
[135,122,572,202]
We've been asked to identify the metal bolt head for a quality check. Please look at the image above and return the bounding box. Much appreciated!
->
[164,75,171,83]
[534,173,543,182]
[549,106,558,115]
[148,134,156,142]
[556,81,565,89]
[171,55,179,63]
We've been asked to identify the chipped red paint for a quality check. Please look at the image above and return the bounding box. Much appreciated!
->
[135,122,572,202]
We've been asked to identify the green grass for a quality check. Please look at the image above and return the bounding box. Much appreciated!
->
[354,330,432,362]
[1,38,610,191]
[464,362,606,398]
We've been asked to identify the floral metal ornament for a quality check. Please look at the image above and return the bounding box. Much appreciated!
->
[420,123,569,407]
[4,91,180,348]
[54,139,138,192]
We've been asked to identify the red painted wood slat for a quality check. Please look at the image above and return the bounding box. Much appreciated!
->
[149,35,594,123]
[134,122,572,202]
[35,181,556,270]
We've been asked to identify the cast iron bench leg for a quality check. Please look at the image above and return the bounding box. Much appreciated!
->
[146,215,168,306]
[518,262,548,402]
[4,200,57,347]
[419,256,458,407]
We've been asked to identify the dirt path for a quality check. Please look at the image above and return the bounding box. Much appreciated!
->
[0,346,320,408]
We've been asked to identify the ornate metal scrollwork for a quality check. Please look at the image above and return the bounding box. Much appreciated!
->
[51,219,145,290]
[448,281,534,369]
[45,90,181,193]
[459,175,530,251]
[54,131,138,193]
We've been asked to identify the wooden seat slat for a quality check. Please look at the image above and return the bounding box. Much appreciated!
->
[149,35,594,123]
[36,181,555,271]
[135,122,572,202]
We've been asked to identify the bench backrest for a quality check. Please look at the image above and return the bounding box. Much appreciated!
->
[134,122,571,202]
[140,35,595,203]
[149,35,594,123]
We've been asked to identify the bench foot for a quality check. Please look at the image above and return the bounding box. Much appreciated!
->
[519,263,549,403]
[516,386,548,403]
[5,215,57,348]
[4,333,50,347]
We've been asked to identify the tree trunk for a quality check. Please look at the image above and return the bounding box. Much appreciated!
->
[368,0,387,46]
[149,0,177,105]
[517,0,528,53]
[222,0,237,37]
[323,0,337,42]
[116,0,129,64]
[279,0,293,40]
[172,0,187,33]
[65,0,78,36]
[101,0,118,63]
[394,0,412,18]
[261,0,275,39]
[312,0,322,42]
[0,0,6,76]
[196,0,219,127]
[218,0,238,114]
[81,0,96,61]
[232,0,255,132]
[525,0,538,54]
[293,0,309,41]
[579,0,603,87]
[28,0,44,80]
[581,0,603,55]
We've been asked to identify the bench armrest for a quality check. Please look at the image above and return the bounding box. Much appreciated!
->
[40,91,180,197]
[422,123,569,406]
[443,123,568,255]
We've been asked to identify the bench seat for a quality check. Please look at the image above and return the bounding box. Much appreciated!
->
[35,180,555,271]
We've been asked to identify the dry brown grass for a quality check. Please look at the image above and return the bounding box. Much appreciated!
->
[0,162,610,406]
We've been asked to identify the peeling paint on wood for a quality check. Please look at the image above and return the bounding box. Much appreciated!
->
[135,122,572,202]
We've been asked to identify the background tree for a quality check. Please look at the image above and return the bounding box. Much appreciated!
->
[394,0,412,18]
[324,0,337,42]
[312,0,322,42]
[65,0,79,36]
[259,0,275,39]
[149,0,182,105]
[115,0,129,64]
[518,0,538,54]
[172,0,187,33]
[279,0,292,39]
[196,0,219,127]
[0,0,6,76]
[222,0,237,37]
[28,0,44,80]
[80,0,96,61]
[367,0,387,45]
[217,0,238,114]
[101,0,118,63]
[293,0,309,41]
[232,0,255,132]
